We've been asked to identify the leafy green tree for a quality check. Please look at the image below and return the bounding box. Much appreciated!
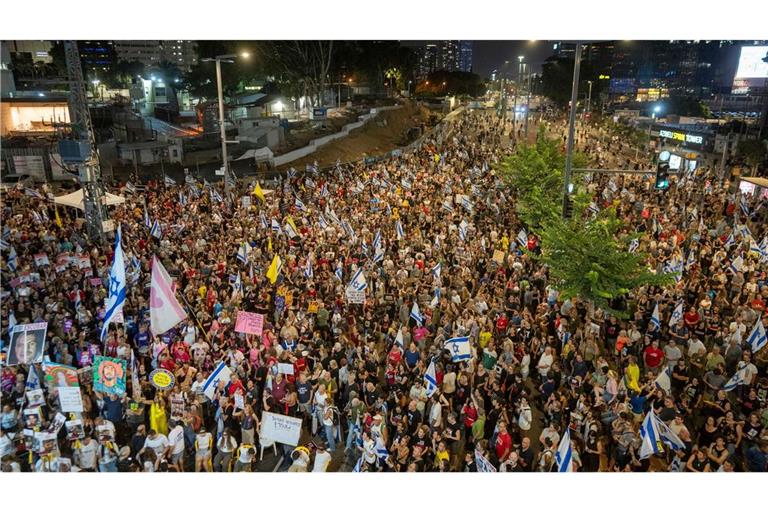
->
[536,209,674,316]
[737,139,767,175]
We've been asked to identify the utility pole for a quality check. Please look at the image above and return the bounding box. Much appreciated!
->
[524,66,532,141]
[214,58,229,192]
[563,43,583,219]
[61,41,109,241]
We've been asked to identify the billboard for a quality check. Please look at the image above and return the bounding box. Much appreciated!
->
[732,46,768,93]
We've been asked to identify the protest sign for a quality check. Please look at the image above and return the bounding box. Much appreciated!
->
[6,322,47,365]
[58,386,84,413]
[234,311,264,336]
[44,363,79,388]
[345,287,365,304]
[26,389,45,407]
[93,356,127,396]
[260,411,303,446]
[149,368,175,391]
[34,254,50,267]
[277,363,295,375]
[492,249,505,265]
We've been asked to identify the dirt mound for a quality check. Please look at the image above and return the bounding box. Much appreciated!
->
[281,101,435,169]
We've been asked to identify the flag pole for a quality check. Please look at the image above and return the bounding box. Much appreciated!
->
[178,291,210,342]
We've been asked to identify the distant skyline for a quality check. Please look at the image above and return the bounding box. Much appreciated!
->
[402,40,556,77]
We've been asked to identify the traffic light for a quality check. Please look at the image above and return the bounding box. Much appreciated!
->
[563,195,574,219]
[654,162,670,190]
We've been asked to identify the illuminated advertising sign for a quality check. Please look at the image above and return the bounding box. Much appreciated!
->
[658,129,704,146]
[732,46,768,93]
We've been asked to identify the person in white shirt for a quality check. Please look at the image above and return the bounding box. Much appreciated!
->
[75,433,99,471]
[138,430,169,470]
[194,426,213,472]
[688,337,706,358]
[312,442,332,472]
[537,347,554,379]
[167,420,186,472]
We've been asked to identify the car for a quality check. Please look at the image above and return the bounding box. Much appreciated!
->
[0,173,34,192]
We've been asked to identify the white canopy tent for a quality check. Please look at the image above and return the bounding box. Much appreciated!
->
[54,189,126,211]
[235,147,274,162]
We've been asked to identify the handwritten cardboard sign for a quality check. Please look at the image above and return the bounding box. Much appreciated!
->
[234,311,264,336]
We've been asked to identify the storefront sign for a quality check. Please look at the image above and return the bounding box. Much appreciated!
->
[658,129,704,145]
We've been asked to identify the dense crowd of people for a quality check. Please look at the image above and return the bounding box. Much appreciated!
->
[1,108,767,473]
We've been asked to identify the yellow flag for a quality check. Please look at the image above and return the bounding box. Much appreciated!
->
[252,182,266,202]
[285,216,299,238]
[54,206,63,228]
[267,237,272,253]
[266,254,282,284]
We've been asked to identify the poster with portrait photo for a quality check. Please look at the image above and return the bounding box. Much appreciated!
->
[35,431,58,455]
[6,322,48,366]
[65,420,85,441]
[23,407,43,430]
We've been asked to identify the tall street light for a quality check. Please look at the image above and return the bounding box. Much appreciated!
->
[563,43,582,219]
[201,52,250,192]
[513,55,524,125]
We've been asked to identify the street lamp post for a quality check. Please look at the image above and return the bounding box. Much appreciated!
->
[524,65,532,140]
[201,52,249,193]
[563,43,582,219]
[585,80,593,121]
[513,55,524,126]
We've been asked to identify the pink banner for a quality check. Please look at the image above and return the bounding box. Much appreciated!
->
[235,311,264,336]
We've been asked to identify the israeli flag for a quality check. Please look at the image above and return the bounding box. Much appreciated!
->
[650,303,661,330]
[729,255,744,274]
[342,221,356,241]
[188,184,200,198]
[260,212,268,230]
[410,302,424,326]
[588,202,600,215]
[444,336,470,361]
[516,229,528,247]
[25,188,44,199]
[656,415,686,452]
[374,438,389,461]
[124,181,137,194]
[628,239,640,253]
[210,189,223,202]
[668,302,684,328]
[0,239,9,252]
[271,219,283,234]
[144,209,152,229]
[373,249,385,264]
[179,192,188,206]
[689,207,698,221]
[294,196,307,212]
[231,273,243,294]
[327,208,341,225]
[385,203,392,216]
[304,258,313,279]
[150,219,163,239]
[441,200,454,213]
[284,220,299,239]
[395,221,404,240]
[348,268,367,291]
[321,183,330,198]
[353,456,364,472]
[288,167,297,179]
[475,449,497,473]
[424,359,438,397]
[361,240,369,255]
[461,197,474,213]
[431,262,442,279]
[164,176,176,187]
[318,214,329,230]
[202,361,232,400]
[100,225,127,341]
[740,198,750,217]
[236,242,250,265]
[685,250,696,270]
[458,220,468,241]
[555,429,573,472]
[26,365,41,392]
[430,287,441,308]
[7,245,18,271]
[724,232,735,249]
[394,328,404,347]
[654,367,671,394]
[401,178,412,190]
[373,230,382,251]
[738,224,752,239]
[334,267,343,282]
[639,411,663,459]
[746,319,767,354]
[722,369,746,392]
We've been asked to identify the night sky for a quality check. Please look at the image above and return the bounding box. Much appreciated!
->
[402,40,557,77]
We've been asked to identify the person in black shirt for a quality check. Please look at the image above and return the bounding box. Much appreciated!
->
[518,436,536,472]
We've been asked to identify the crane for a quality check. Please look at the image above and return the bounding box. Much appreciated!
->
[59,40,110,241]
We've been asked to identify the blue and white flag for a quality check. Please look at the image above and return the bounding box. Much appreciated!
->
[100,225,127,341]
[210,189,223,203]
[304,258,313,279]
[475,449,497,472]
[400,178,412,190]
[342,221,356,241]
[24,188,44,199]
[740,198,750,217]
[373,230,382,251]
[236,242,250,265]
[0,239,9,252]
[516,229,528,248]
[654,367,671,394]
[202,361,232,400]
[729,255,744,274]
[724,232,735,249]
[361,240,369,255]
[230,273,243,294]
[271,219,283,235]
[7,245,18,272]
[628,238,640,254]
[320,183,330,198]
[722,369,747,392]
[178,192,188,206]
[288,167,297,178]
[348,268,367,291]
[650,303,661,330]
[639,411,663,459]
[588,202,600,215]
[461,196,474,213]
[424,359,438,397]
[284,220,299,239]
[144,209,152,229]
[441,200,454,213]
[164,176,176,187]
[394,328,404,347]
[373,249,385,264]
[334,267,343,282]
[685,249,696,270]
[555,429,573,472]
[410,302,424,326]
[260,212,268,230]
[25,365,41,392]
[294,196,307,212]
[656,415,686,453]
[353,456,364,472]
[150,219,162,239]
[431,262,442,279]
[458,220,468,242]
[326,208,341,225]
[395,221,404,240]
[430,287,441,308]
[124,181,137,195]
[668,302,684,328]
[374,438,389,461]
[444,336,471,362]
[746,319,766,354]
[318,214,329,230]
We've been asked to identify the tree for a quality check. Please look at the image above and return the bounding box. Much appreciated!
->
[257,41,334,109]
[661,96,708,118]
[737,139,767,175]
[540,56,594,107]
[536,209,674,316]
